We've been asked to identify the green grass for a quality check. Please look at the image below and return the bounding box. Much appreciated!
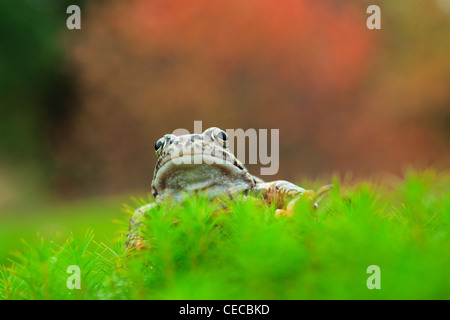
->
[1,170,449,300]
[0,195,127,264]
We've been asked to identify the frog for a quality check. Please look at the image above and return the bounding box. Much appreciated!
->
[126,127,333,249]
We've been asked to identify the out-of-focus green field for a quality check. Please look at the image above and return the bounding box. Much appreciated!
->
[0,196,130,265]
[1,170,449,300]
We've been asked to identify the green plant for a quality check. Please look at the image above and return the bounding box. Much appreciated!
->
[1,170,449,300]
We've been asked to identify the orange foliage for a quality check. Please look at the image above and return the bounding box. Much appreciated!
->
[53,0,449,195]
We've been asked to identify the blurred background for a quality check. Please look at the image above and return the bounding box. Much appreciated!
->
[0,0,449,261]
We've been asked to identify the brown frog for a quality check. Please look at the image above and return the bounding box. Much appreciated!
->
[126,127,332,249]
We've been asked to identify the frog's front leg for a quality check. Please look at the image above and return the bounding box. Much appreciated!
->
[126,203,156,250]
[252,180,333,218]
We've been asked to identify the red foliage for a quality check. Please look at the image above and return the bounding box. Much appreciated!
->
[54,0,448,195]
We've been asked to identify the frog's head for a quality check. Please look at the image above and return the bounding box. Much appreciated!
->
[151,127,255,202]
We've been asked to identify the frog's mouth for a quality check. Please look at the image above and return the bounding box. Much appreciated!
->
[152,153,254,201]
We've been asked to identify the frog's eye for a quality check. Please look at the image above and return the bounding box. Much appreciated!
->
[212,130,228,148]
[154,137,166,156]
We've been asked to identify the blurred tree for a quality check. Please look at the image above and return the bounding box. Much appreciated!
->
[335,0,450,174]
[0,0,86,173]
[61,0,377,195]
[4,0,448,198]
